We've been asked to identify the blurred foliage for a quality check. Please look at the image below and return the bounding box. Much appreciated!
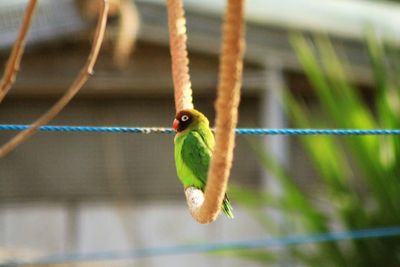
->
[230,32,400,266]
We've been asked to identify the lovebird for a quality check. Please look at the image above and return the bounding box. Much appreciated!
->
[173,109,234,218]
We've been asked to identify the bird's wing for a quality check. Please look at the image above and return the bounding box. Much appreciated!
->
[181,130,212,185]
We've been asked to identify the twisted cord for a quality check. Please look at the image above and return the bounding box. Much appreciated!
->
[1,125,400,135]
[2,226,400,266]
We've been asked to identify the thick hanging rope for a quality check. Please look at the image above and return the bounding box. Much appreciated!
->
[167,0,194,111]
[0,0,109,158]
[0,0,38,102]
[112,0,140,68]
[187,0,245,224]
[168,0,245,224]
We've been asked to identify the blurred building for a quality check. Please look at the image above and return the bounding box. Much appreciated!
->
[0,0,399,266]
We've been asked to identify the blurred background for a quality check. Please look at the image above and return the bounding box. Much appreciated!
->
[0,0,400,266]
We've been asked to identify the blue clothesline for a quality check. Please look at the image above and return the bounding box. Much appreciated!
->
[2,226,400,266]
[1,124,400,135]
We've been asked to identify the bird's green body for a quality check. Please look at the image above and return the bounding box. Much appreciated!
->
[173,109,234,218]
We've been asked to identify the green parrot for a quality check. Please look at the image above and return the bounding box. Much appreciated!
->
[173,109,234,218]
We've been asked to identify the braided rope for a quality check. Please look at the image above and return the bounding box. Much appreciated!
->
[167,0,194,112]
[1,125,399,135]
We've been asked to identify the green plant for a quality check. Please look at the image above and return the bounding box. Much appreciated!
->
[230,33,400,266]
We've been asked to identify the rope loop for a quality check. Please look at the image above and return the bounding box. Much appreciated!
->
[168,0,246,223]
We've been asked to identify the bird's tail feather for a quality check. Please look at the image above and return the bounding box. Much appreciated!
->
[222,194,234,219]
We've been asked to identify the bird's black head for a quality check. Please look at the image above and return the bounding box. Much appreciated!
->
[173,110,194,132]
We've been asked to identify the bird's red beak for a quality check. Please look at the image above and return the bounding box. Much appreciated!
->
[173,118,179,131]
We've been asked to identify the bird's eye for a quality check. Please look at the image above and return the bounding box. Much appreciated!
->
[181,115,189,122]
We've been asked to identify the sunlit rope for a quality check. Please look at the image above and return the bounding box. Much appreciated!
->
[1,226,399,266]
[0,124,400,135]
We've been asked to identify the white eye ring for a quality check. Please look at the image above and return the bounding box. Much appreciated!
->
[181,115,189,122]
